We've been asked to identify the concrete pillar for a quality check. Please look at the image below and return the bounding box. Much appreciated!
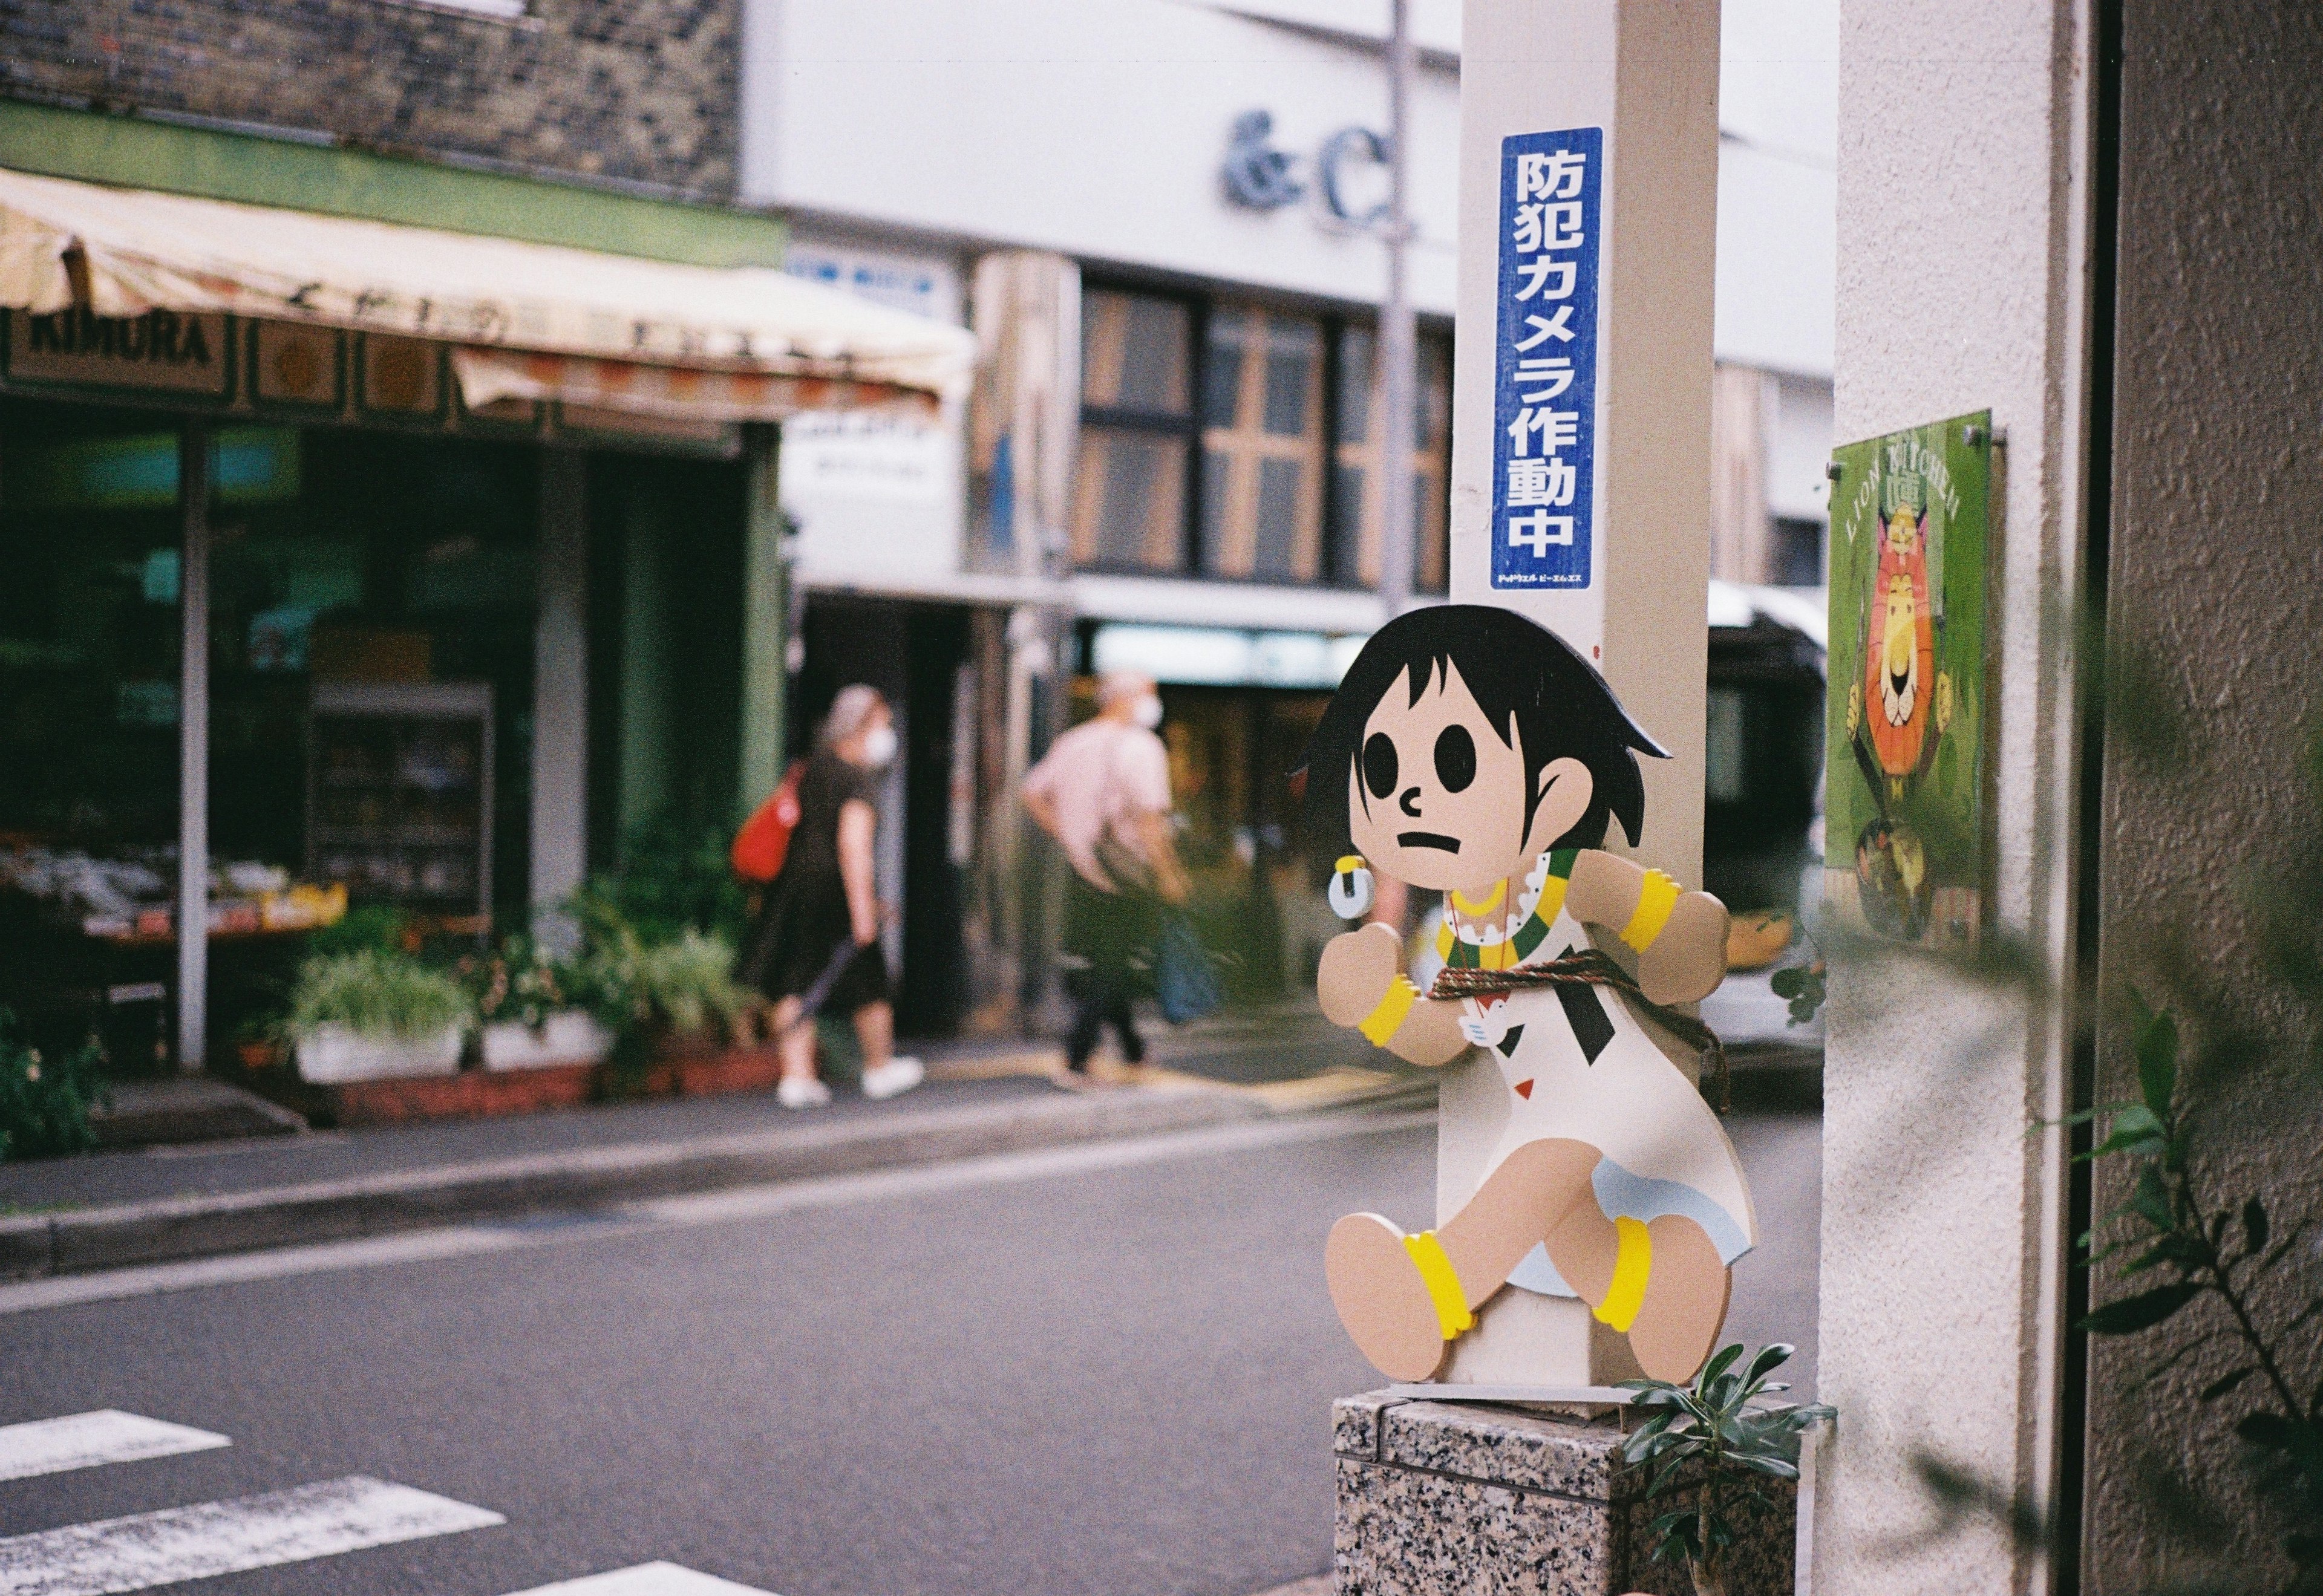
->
[2086,4,2323,1585]
[616,485,674,843]
[737,424,790,820]
[1441,0,1721,1389]
[531,447,589,946]
[969,252,1080,1022]
[176,425,211,1070]
[1812,2,2102,1591]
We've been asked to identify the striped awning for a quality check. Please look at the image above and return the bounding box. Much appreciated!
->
[0,164,973,420]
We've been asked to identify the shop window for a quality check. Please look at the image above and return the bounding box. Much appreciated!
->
[1200,308,1325,581]
[1072,290,1195,573]
[1331,326,1452,593]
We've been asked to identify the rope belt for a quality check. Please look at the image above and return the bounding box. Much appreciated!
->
[1428,949,1732,1114]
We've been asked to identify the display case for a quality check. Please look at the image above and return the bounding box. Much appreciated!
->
[306,681,494,934]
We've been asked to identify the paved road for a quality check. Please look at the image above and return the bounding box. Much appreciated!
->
[0,1107,1820,1596]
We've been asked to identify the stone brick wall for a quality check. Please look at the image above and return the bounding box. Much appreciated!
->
[0,0,737,199]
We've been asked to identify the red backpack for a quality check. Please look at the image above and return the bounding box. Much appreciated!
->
[731,761,805,884]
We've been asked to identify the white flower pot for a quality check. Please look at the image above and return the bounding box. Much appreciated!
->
[295,1024,465,1084]
[480,1012,614,1072]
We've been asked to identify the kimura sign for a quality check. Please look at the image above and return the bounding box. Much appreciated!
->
[1490,128,1603,592]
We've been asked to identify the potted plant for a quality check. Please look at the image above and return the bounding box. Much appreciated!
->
[0,1009,105,1162]
[630,927,750,1053]
[1618,1343,1834,1596]
[287,949,471,1084]
[465,939,613,1072]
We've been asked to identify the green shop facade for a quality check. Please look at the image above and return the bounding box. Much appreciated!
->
[0,105,864,1077]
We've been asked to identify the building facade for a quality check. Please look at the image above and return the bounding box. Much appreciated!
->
[0,0,966,1068]
[740,0,1838,1025]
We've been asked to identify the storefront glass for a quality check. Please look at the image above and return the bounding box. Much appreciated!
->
[0,402,188,852]
[0,399,544,1064]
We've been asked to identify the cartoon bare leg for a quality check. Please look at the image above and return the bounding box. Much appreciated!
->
[1543,1201,1731,1382]
[1324,1138,1599,1381]
[1327,1141,1733,1383]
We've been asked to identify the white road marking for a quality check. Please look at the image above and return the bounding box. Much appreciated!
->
[0,1109,1433,1319]
[0,1412,228,1484]
[0,1476,503,1596]
[508,1562,779,1596]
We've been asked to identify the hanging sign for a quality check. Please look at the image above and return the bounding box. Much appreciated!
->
[1825,411,1993,948]
[5,308,231,397]
[1490,128,1604,593]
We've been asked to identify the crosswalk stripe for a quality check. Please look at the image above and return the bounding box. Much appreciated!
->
[0,1413,229,1484]
[0,1475,503,1596]
[507,1563,780,1596]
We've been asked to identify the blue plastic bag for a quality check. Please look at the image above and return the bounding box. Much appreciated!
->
[1155,911,1222,1024]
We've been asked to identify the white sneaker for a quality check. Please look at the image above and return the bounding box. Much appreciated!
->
[777,1074,832,1110]
[861,1057,925,1101]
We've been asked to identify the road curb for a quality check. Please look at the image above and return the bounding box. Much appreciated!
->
[0,1085,1282,1283]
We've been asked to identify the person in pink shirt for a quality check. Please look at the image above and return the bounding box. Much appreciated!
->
[1021,671,1191,1075]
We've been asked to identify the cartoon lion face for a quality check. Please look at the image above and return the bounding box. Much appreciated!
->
[1879,569,1919,728]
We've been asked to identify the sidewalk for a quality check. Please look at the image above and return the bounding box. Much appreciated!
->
[0,1007,1420,1284]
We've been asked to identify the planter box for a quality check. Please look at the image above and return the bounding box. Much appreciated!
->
[1334,1392,1797,1596]
[629,1043,786,1099]
[481,1013,614,1072]
[295,1024,463,1084]
[320,1061,597,1127]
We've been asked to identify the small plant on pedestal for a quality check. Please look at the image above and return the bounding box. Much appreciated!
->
[1619,1341,1833,1596]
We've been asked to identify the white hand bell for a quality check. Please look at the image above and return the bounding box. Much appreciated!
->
[1327,855,1374,920]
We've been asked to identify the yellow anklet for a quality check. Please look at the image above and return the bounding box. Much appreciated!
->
[1592,1216,1653,1333]
[1402,1231,1474,1338]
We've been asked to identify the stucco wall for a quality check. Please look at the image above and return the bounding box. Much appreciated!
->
[2085,5,2323,1587]
[1816,1,2096,1590]
[0,0,737,198]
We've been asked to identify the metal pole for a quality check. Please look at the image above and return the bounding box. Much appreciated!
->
[1376,0,1419,617]
[176,424,211,1072]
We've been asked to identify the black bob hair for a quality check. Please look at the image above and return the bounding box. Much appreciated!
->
[1301,604,1667,858]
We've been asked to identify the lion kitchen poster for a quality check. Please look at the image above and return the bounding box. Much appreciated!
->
[1825,411,1992,947]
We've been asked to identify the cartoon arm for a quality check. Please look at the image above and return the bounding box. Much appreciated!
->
[1566,851,1730,1005]
[1316,922,1467,1067]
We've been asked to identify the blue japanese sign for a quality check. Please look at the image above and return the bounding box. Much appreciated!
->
[1491,127,1603,590]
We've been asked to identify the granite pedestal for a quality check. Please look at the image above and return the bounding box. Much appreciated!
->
[1332,1392,1797,1596]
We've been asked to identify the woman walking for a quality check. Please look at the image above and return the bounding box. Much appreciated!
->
[747,685,924,1109]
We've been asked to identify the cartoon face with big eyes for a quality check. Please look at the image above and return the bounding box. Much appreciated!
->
[1345,657,1595,894]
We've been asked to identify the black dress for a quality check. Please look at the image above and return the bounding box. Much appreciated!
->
[744,751,891,1014]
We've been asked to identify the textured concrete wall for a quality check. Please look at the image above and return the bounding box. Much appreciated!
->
[1815,1,2097,1590]
[0,0,737,198]
[2085,6,2323,1588]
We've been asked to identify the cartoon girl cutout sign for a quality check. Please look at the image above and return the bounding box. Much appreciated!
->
[1304,605,1755,1384]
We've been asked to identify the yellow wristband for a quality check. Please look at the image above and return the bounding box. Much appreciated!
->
[1358,976,1419,1046]
[1402,1231,1475,1339]
[1620,870,1682,951]
[1592,1216,1653,1332]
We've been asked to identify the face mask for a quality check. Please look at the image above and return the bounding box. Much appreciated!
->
[860,724,899,767]
[1131,695,1163,730]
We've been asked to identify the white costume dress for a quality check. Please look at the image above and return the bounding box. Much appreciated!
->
[1442,853,1757,1299]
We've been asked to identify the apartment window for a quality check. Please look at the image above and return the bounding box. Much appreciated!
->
[1201,308,1325,581]
[1073,290,1196,573]
[1332,326,1451,593]
[1073,285,1449,588]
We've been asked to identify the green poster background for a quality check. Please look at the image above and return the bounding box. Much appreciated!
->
[1824,410,1991,946]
